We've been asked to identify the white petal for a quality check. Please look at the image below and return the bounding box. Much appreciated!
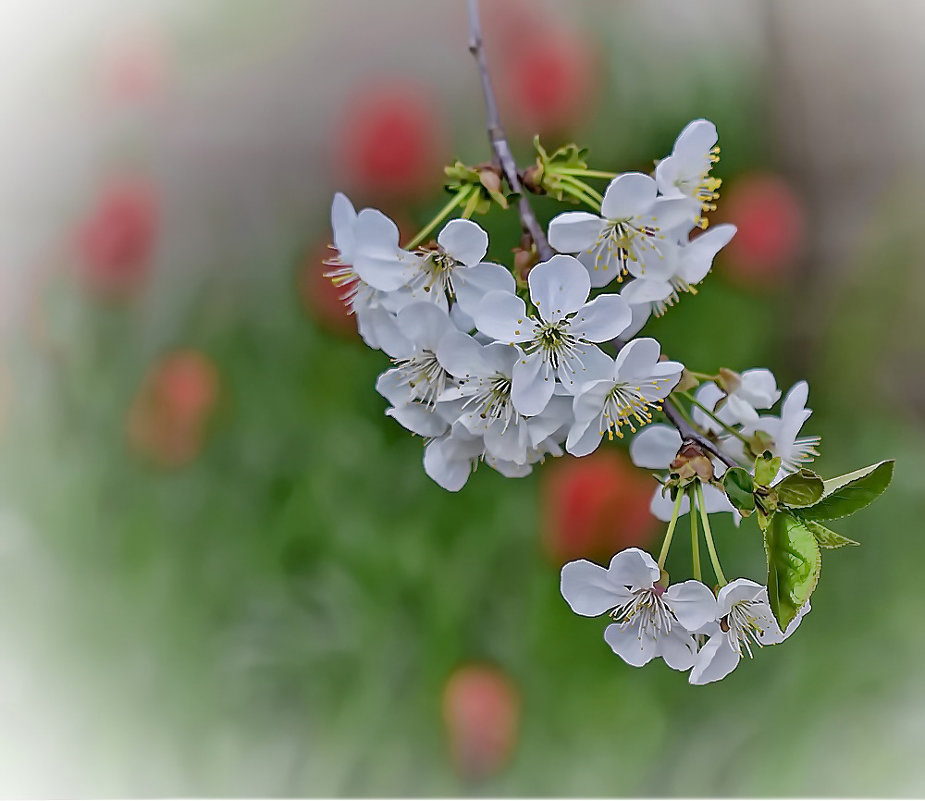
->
[359,307,412,357]
[528,255,590,322]
[613,337,661,381]
[331,192,357,263]
[601,172,657,220]
[565,417,605,458]
[396,302,454,351]
[576,248,623,289]
[437,218,489,267]
[435,330,491,379]
[630,424,681,469]
[679,223,736,284]
[376,368,411,406]
[423,434,478,492]
[560,559,630,616]
[352,209,410,292]
[716,578,766,616]
[548,211,603,254]
[607,547,660,589]
[454,262,517,318]
[569,294,632,342]
[387,403,450,437]
[511,352,554,416]
[483,419,529,464]
[657,629,698,671]
[689,634,741,685]
[674,119,718,160]
[620,277,673,305]
[739,368,781,409]
[649,197,700,233]
[665,580,718,631]
[604,623,657,667]
[620,302,652,339]
[650,487,691,521]
[473,291,534,343]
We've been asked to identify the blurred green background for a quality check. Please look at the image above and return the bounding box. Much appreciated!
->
[1,0,924,796]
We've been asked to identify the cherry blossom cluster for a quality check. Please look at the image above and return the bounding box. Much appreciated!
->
[326,113,892,686]
[326,121,732,490]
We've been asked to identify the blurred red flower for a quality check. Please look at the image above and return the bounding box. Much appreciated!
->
[97,26,167,104]
[486,0,597,137]
[719,173,806,288]
[127,350,219,468]
[541,449,658,565]
[75,178,158,299]
[334,82,446,201]
[442,663,520,782]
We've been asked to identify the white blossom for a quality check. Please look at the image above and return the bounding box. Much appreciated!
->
[744,380,821,476]
[566,338,683,457]
[560,548,717,670]
[689,579,809,685]
[474,254,631,416]
[548,172,696,288]
[655,118,722,226]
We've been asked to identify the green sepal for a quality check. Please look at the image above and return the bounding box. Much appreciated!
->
[722,467,755,515]
[443,161,516,213]
[774,469,824,508]
[529,137,593,203]
[799,518,860,549]
[764,512,821,630]
[754,452,782,488]
[756,508,774,533]
[799,460,894,521]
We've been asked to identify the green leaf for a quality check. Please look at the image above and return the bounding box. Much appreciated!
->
[800,519,859,549]
[754,453,781,487]
[800,460,894,521]
[723,467,755,514]
[774,469,824,508]
[764,513,821,630]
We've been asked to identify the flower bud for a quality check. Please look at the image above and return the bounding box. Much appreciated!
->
[716,367,741,395]
[669,440,715,484]
[521,164,546,195]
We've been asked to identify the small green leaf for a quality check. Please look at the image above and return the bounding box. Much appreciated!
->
[774,469,824,508]
[723,468,755,514]
[756,508,774,533]
[800,460,894,521]
[800,519,859,549]
[764,513,821,630]
[754,453,781,487]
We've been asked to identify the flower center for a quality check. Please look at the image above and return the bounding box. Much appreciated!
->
[596,380,668,439]
[780,435,821,473]
[416,250,458,297]
[393,350,450,407]
[526,319,583,372]
[723,599,767,658]
[586,217,666,279]
[462,372,520,431]
[609,587,675,639]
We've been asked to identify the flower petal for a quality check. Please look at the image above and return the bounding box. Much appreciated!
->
[604,623,658,667]
[601,172,657,220]
[454,261,517,318]
[716,578,766,616]
[569,293,632,342]
[657,629,698,671]
[630,424,681,469]
[665,580,718,632]
[387,403,450,437]
[680,223,736,284]
[548,211,603,254]
[423,432,480,492]
[437,218,489,267]
[511,351,554,416]
[689,633,741,685]
[620,277,673,305]
[352,209,411,291]
[607,547,660,589]
[613,337,661,380]
[674,118,718,160]
[473,291,535,343]
[560,559,631,616]
[436,330,491,379]
[331,192,358,263]
[528,255,590,322]
[396,302,454,350]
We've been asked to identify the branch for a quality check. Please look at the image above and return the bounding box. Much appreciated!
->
[465,0,553,261]
[662,399,738,469]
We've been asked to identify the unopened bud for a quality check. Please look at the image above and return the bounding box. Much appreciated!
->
[672,367,700,393]
[522,164,546,195]
[478,166,503,196]
[669,440,715,484]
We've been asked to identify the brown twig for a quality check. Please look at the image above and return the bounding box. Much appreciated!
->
[662,399,738,469]
[465,0,553,261]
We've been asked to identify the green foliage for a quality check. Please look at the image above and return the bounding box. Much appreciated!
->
[722,467,755,515]
[774,469,824,508]
[799,460,894,522]
[753,452,781,488]
[444,161,516,214]
[763,513,821,630]
[801,519,860,550]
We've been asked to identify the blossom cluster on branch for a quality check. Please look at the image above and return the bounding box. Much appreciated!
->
[325,31,892,683]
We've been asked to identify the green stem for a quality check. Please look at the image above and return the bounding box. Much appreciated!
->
[679,390,751,446]
[460,186,482,219]
[690,487,702,582]
[657,491,685,571]
[695,481,727,586]
[555,176,602,211]
[404,187,472,250]
[559,175,604,203]
[557,167,618,180]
